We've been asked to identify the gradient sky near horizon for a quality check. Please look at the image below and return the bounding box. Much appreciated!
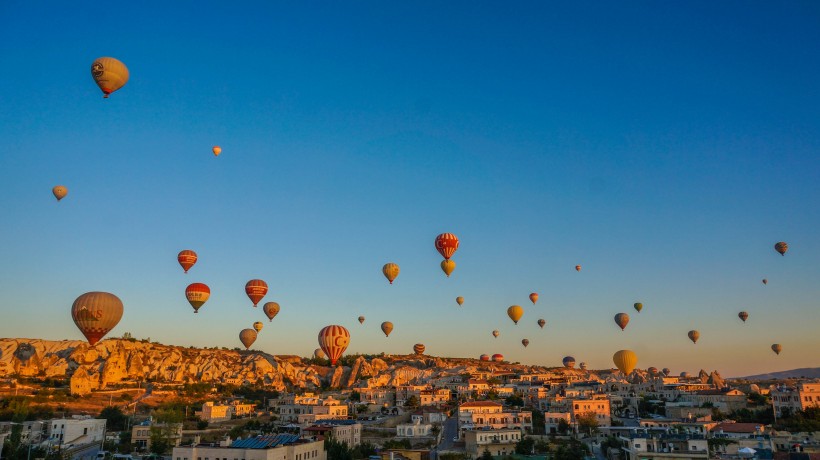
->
[1,1,819,378]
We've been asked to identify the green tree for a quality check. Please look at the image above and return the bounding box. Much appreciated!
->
[351,441,377,459]
[505,395,524,407]
[515,436,535,455]
[382,439,412,450]
[557,418,570,435]
[149,407,184,455]
[404,396,420,409]
[480,449,494,460]
[600,436,622,457]
[99,406,128,431]
[325,437,353,460]
[534,439,551,454]
[530,410,546,435]
[349,391,361,402]
[576,412,599,436]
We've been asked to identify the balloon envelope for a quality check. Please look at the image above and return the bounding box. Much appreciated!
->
[614,313,630,330]
[521,339,529,347]
[383,263,400,284]
[479,354,490,362]
[52,185,68,201]
[738,311,749,322]
[771,344,782,355]
[440,259,455,277]
[762,279,768,285]
[185,283,210,313]
[381,321,393,337]
[358,316,365,324]
[318,325,350,365]
[91,57,129,98]
[253,321,263,333]
[71,291,123,346]
[579,362,588,371]
[529,293,538,304]
[662,368,671,376]
[634,302,643,313]
[263,302,280,321]
[314,348,325,359]
[613,350,638,375]
[245,279,268,306]
[434,233,460,260]
[562,356,576,369]
[688,330,700,344]
[177,250,197,273]
[492,354,504,362]
[507,305,523,324]
[492,330,499,338]
[413,344,425,355]
[456,296,464,306]
[575,265,581,272]
[774,242,788,256]
[239,329,257,349]
[212,146,221,156]
[537,319,546,328]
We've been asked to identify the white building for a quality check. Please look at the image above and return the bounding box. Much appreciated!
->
[173,435,325,460]
[47,417,106,448]
[463,428,521,457]
[396,420,432,438]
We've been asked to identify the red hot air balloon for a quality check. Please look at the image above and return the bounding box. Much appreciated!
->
[318,325,350,365]
[71,292,124,346]
[177,250,197,273]
[245,279,268,307]
[479,354,490,362]
[492,354,504,363]
[614,313,630,331]
[185,283,210,313]
[434,233,460,260]
[529,293,539,305]
[413,344,425,355]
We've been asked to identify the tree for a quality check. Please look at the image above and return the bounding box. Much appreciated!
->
[505,395,524,407]
[99,406,128,431]
[600,436,622,458]
[534,439,551,454]
[382,439,412,450]
[557,418,570,435]
[515,436,535,455]
[351,441,376,459]
[404,396,420,409]
[325,437,353,460]
[149,407,184,455]
[530,410,546,435]
[480,449,494,460]
[349,391,361,402]
[576,412,600,436]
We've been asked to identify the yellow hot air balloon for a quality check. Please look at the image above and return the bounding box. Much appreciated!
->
[613,350,638,375]
[381,321,393,337]
[507,305,523,324]
[492,330,500,338]
[383,263,400,284]
[91,57,129,98]
[253,321,264,333]
[239,329,257,349]
[456,296,464,306]
[358,315,365,324]
[771,343,782,355]
[614,313,630,331]
[440,259,455,277]
[52,186,68,201]
[688,330,700,344]
[212,146,222,156]
[529,293,538,305]
[71,292,124,346]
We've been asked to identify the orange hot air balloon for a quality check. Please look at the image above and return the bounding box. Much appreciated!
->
[185,283,210,313]
[771,343,782,355]
[245,279,268,307]
[91,57,129,98]
[575,265,581,272]
[434,233,460,260]
[177,250,197,273]
[774,242,788,256]
[239,329,257,349]
[492,330,500,338]
[381,321,393,337]
[614,313,630,331]
[71,292,123,346]
[738,311,749,323]
[456,296,464,306]
[413,343,425,355]
[52,186,68,201]
[688,330,700,344]
[263,302,280,321]
[529,293,539,305]
[314,348,325,359]
[318,325,350,365]
[382,263,400,284]
[253,321,264,333]
[612,350,638,375]
[507,305,523,324]
[212,146,222,156]
[537,319,546,328]
[762,279,768,285]
[479,354,490,361]
[492,354,504,363]
[521,339,529,348]
[440,259,455,277]
[358,315,365,324]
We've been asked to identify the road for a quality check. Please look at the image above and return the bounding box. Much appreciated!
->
[436,416,460,451]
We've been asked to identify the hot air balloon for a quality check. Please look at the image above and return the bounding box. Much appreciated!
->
[71,292,123,346]
[358,316,365,324]
[318,325,350,365]
[212,146,221,156]
[662,368,671,376]
[245,279,268,307]
[177,250,197,273]
[614,313,630,331]
[507,305,523,324]
[647,367,658,376]
[413,344,425,355]
[253,321,263,333]
[381,322,393,337]
[492,330,500,338]
[314,348,325,359]
[529,293,539,305]
[383,263,400,284]
[771,344,782,355]
[774,242,788,256]
[263,302,280,322]
[91,57,129,98]
[762,279,768,285]
[441,260,455,277]
[185,283,210,313]
[456,296,464,306]
[562,356,576,369]
[738,311,749,323]
[239,329,257,349]
[52,186,68,201]
[479,354,490,362]
[634,302,643,313]
[579,362,588,371]
[575,265,581,272]
[492,354,504,363]
[434,233,460,260]
[688,330,700,344]
[680,372,691,378]
[521,339,529,348]
[612,350,637,375]
[537,319,546,329]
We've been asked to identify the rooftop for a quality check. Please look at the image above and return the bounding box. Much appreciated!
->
[229,434,300,449]
[711,423,765,434]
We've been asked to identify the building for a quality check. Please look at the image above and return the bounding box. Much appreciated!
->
[47,417,106,448]
[709,423,773,457]
[677,389,748,413]
[458,401,533,433]
[377,449,431,460]
[618,433,709,460]
[569,395,611,431]
[172,434,325,460]
[772,383,820,417]
[0,421,48,443]
[543,412,571,434]
[302,421,361,447]
[411,409,447,425]
[463,428,522,458]
[396,420,432,438]
[200,402,232,422]
[272,395,348,424]
[131,419,183,452]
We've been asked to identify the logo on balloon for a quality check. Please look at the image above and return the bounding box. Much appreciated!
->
[92,63,104,78]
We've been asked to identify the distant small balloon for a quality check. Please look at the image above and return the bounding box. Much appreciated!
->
[318,325,350,365]
[529,293,538,305]
[613,350,637,375]
[688,330,700,344]
[91,57,129,98]
[253,321,264,333]
[263,302,280,322]
[413,343,425,355]
[177,250,197,273]
[52,185,68,201]
[579,362,588,371]
[492,354,504,363]
[212,146,222,156]
[738,311,749,323]
[762,279,768,285]
[521,339,529,348]
[440,259,455,277]
[662,367,671,376]
[71,291,123,346]
[185,283,210,313]
[614,313,630,331]
[492,330,500,338]
[771,343,782,355]
[434,233,460,260]
[634,302,643,313]
[245,279,268,307]
[381,321,393,337]
[479,354,490,362]
[314,348,325,359]
[575,265,581,272]
[774,242,788,256]
[358,315,365,324]
[507,305,523,324]
[383,263,400,284]
[562,356,576,369]
[239,329,257,349]
[537,319,546,329]
[456,296,464,306]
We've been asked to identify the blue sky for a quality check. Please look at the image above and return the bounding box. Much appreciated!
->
[1,1,819,376]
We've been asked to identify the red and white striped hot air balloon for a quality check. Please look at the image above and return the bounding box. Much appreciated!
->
[245,279,268,307]
[434,233,460,260]
[318,325,350,365]
[185,283,210,313]
[71,292,124,346]
[177,250,197,273]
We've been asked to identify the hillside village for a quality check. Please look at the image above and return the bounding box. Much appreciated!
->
[1,338,818,460]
